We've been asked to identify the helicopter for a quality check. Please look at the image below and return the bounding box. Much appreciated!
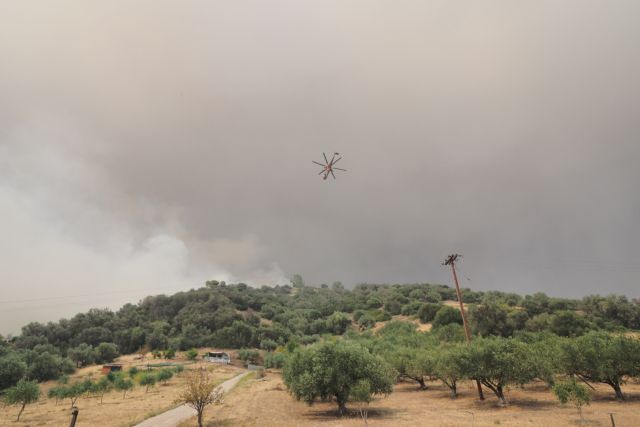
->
[312,152,347,180]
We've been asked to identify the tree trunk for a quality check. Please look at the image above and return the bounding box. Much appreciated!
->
[360,407,368,427]
[578,406,584,426]
[417,377,427,390]
[450,382,457,399]
[480,381,507,406]
[16,403,26,421]
[610,381,625,401]
[496,384,507,407]
[337,400,348,416]
[197,410,203,427]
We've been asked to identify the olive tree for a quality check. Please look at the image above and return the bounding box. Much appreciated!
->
[91,377,113,404]
[156,368,173,384]
[384,347,432,390]
[139,372,157,393]
[460,337,536,406]
[432,344,466,398]
[283,340,394,415]
[115,376,134,399]
[0,354,27,390]
[60,380,92,407]
[553,378,590,425]
[68,343,95,368]
[560,331,640,400]
[4,379,40,421]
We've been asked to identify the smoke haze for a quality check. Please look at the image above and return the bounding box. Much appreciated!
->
[1,1,639,334]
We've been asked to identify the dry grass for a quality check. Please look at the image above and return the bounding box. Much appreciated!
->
[0,353,243,427]
[193,373,640,427]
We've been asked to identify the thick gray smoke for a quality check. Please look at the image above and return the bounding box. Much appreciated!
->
[1,1,639,334]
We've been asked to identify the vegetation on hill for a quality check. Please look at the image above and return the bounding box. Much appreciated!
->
[1,278,639,399]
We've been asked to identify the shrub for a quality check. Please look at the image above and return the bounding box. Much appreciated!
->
[0,354,27,390]
[238,349,260,364]
[417,303,442,324]
[432,306,463,328]
[357,314,376,330]
[156,369,174,384]
[260,339,278,352]
[325,312,352,335]
[401,301,422,316]
[264,352,286,369]
[300,335,319,345]
[128,366,139,378]
[186,349,199,361]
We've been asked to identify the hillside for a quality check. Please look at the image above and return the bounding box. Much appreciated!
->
[2,281,640,426]
[2,281,639,393]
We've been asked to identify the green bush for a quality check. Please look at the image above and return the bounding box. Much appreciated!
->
[0,354,27,390]
[401,301,422,316]
[264,352,286,369]
[432,306,463,328]
[138,372,157,392]
[114,377,134,399]
[156,369,173,384]
[238,349,260,364]
[185,349,198,360]
[260,339,278,352]
[417,303,442,324]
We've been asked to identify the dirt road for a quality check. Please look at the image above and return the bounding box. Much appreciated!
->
[134,371,251,427]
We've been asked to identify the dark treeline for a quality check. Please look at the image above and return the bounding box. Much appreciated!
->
[1,278,639,392]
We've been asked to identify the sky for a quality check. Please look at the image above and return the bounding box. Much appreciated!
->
[1,1,639,335]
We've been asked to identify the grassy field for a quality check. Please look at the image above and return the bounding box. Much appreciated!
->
[4,350,640,427]
[192,371,640,427]
[0,352,243,427]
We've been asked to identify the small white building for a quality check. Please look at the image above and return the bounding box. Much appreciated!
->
[203,351,231,364]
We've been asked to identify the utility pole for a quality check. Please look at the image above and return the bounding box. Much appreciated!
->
[443,253,484,400]
[69,406,79,427]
